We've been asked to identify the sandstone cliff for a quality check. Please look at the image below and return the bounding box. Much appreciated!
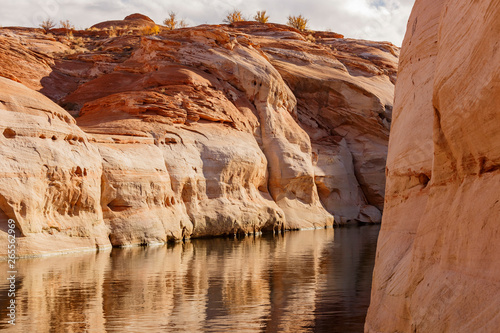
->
[0,16,397,257]
[366,0,500,332]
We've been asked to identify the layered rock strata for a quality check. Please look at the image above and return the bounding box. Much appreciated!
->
[0,16,397,257]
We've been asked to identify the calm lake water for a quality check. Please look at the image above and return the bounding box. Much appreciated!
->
[0,225,380,332]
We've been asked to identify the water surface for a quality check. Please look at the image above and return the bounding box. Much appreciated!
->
[0,225,380,332]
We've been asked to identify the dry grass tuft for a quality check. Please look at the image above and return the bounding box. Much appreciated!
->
[224,10,245,24]
[287,15,308,31]
[40,18,56,34]
[163,11,188,30]
[107,26,117,37]
[254,10,269,23]
[141,25,160,35]
[305,34,316,42]
[60,20,74,30]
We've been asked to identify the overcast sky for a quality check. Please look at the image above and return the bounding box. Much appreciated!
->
[0,0,415,45]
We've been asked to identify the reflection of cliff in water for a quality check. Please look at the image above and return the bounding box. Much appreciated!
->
[0,225,379,332]
[314,227,380,332]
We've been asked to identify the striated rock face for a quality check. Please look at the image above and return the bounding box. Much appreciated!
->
[0,77,110,255]
[0,30,68,91]
[366,0,500,332]
[0,16,397,257]
[248,28,397,223]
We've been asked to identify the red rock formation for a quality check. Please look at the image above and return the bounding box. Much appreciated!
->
[242,26,397,222]
[91,13,157,30]
[0,30,65,90]
[0,15,397,256]
[366,0,500,331]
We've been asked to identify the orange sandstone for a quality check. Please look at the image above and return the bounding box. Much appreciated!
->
[0,16,397,257]
[366,0,500,331]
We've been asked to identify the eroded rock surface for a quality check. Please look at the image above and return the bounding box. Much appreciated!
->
[366,0,500,332]
[241,25,397,222]
[0,16,397,256]
[0,77,109,255]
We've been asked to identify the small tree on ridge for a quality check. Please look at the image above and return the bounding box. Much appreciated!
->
[40,18,56,33]
[254,10,269,23]
[60,19,74,30]
[287,14,308,31]
[163,11,188,30]
[224,10,244,24]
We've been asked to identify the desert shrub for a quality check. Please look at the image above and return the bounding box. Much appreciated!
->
[254,10,269,23]
[107,26,117,37]
[141,25,160,35]
[163,11,188,30]
[287,14,308,31]
[117,29,127,37]
[60,19,74,30]
[224,10,244,24]
[74,37,84,47]
[40,18,56,33]
[305,34,316,42]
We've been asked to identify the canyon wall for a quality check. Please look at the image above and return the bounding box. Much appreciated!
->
[366,0,500,332]
[0,18,397,257]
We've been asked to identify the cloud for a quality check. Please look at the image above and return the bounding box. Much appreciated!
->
[0,0,415,45]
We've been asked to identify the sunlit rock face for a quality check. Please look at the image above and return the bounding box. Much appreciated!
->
[253,31,397,223]
[0,16,398,256]
[0,77,109,255]
[366,0,500,332]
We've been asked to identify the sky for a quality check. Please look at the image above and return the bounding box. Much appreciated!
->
[0,0,415,46]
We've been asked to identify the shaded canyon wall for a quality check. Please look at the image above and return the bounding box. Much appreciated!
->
[366,0,500,331]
